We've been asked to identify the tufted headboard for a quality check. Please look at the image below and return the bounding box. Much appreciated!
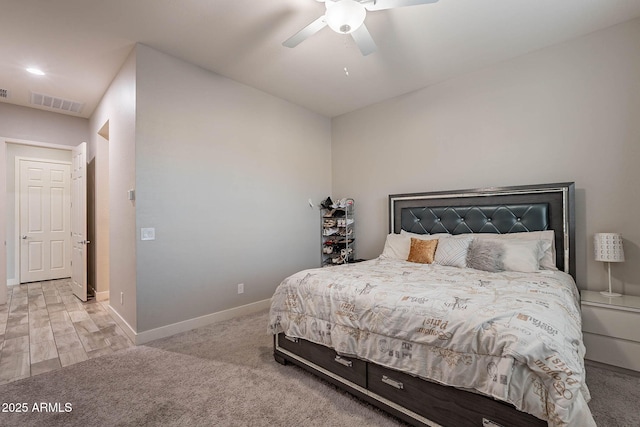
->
[389,183,575,279]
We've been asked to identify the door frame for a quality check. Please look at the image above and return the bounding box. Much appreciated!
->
[0,137,83,304]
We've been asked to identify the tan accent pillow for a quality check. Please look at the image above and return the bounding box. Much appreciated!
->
[407,238,438,264]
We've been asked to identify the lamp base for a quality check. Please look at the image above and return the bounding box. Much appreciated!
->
[600,291,622,297]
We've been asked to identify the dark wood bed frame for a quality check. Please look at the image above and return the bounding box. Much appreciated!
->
[274,182,576,427]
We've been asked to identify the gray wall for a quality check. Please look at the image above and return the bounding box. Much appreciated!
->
[331,18,640,295]
[134,45,331,332]
[0,103,89,146]
[90,49,137,329]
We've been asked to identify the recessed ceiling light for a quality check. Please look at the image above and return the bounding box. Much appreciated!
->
[26,67,45,76]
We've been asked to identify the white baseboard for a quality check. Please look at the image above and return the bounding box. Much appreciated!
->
[106,305,137,344]
[7,278,19,286]
[95,291,109,302]
[107,299,271,345]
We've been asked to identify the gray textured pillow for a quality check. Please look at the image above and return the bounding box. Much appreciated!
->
[466,239,504,272]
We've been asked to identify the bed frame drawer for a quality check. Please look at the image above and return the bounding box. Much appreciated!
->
[368,364,545,427]
[277,334,367,388]
[368,363,459,426]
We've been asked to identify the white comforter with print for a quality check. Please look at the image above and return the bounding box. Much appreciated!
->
[268,258,595,427]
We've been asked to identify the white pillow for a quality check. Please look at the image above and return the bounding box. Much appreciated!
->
[381,233,442,260]
[473,231,556,270]
[434,235,473,268]
[401,230,449,240]
[501,240,544,273]
[380,234,411,260]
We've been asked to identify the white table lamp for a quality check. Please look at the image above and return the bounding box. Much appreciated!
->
[594,233,625,297]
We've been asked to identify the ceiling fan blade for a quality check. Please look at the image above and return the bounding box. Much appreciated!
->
[351,23,377,56]
[364,0,438,12]
[283,16,327,48]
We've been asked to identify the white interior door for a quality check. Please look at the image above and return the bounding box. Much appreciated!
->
[19,159,71,283]
[71,143,88,301]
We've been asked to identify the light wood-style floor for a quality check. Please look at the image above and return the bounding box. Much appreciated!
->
[0,279,133,385]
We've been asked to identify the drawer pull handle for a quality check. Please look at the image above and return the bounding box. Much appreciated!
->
[284,336,299,343]
[381,375,404,390]
[334,355,353,367]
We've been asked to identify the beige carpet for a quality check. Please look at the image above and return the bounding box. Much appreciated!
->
[0,310,637,426]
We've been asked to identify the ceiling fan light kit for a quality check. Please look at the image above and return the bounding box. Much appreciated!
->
[283,0,439,56]
[325,0,366,34]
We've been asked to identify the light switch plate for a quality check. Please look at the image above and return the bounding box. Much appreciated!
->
[141,228,155,241]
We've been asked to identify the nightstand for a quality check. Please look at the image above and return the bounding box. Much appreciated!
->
[581,290,640,371]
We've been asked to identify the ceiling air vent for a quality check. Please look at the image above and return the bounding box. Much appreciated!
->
[30,91,84,114]
[0,88,9,99]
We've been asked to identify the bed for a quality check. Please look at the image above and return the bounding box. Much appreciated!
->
[269,182,595,427]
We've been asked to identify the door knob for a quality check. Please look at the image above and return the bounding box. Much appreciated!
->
[22,235,27,240]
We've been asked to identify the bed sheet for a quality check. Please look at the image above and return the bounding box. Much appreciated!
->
[268,258,596,427]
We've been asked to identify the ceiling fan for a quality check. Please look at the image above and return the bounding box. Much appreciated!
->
[283,0,439,56]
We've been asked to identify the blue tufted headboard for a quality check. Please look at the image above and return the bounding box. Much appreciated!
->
[389,183,575,279]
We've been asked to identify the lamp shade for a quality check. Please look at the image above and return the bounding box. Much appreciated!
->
[594,233,625,262]
[325,0,366,34]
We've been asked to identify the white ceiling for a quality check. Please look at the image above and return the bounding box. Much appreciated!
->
[2,0,640,119]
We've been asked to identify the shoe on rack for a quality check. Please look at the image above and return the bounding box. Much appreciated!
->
[338,228,353,237]
[323,219,337,227]
[320,197,334,209]
[334,198,346,208]
[323,209,336,218]
[331,198,348,209]
[335,238,353,244]
[323,227,338,236]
